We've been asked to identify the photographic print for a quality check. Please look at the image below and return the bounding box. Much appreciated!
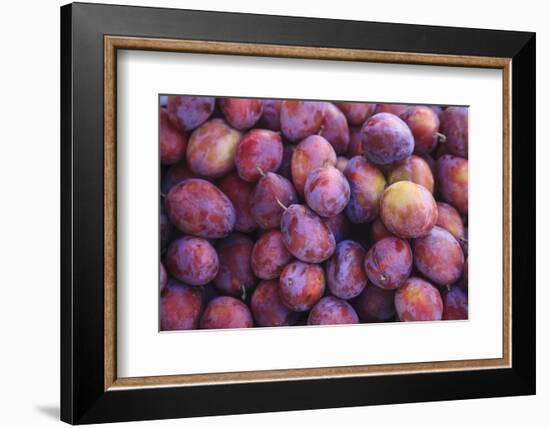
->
[159,96,468,331]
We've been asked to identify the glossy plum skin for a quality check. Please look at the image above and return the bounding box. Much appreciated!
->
[380,181,437,238]
[400,106,440,154]
[160,109,188,165]
[440,107,468,158]
[166,236,219,285]
[388,155,434,193]
[324,212,351,243]
[200,296,254,329]
[354,283,396,322]
[320,103,350,154]
[235,129,283,182]
[257,99,281,131]
[370,217,393,243]
[167,96,215,131]
[364,237,413,290]
[160,262,168,293]
[166,179,236,238]
[214,234,257,297]
[250,172,298,229]
[279,261,325,311]
[344,156,387,224]
[336,102,377,126]
[291,135,337,196]
[436,202,465,243]
[280,100,325,142]
[307,296,359,325]
[304,166,351,217]
[361,113,415,165]
[376,104,409,116]
[395,277,443,322]
[251,230,293,280]
[186,118,242,178]
[326,240,367,299]
[217,173,257,233]
[160,279,203,330]
[280,204,336,263]
[161,162,195,194]
[219,98,263,130]
[442,286,468,320]
[437,155,468,214]
[413,226,465,286]
[251,279,299,327]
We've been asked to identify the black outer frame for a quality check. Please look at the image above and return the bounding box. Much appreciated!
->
[60,2,535,424]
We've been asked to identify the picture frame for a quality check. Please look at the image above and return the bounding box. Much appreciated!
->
[60,2,535,424]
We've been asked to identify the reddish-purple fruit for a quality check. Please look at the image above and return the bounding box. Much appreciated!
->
[364,237,413,290]
[388,155,434,193]
[219,98,263,130]
[167,96,215,131]
[217,173,257,233]
[279,261,325,312]
[251,230,293,280]
[160,279,203,330]
[161,162,195,194]
[304,166,350,217]
[251,280,299,327]
[235,129,283,182]
[361,113,414,165]
[291,135,337,196]
[280,100,326,142]
[380,181,437,238]
[326,240,367,299]
[160,262,168,293]
[214,234,257,297]
[166,236,219,286]
[186,118,242,178]
[160,109,188,165]
[395,277,443,321]
[442,286,468,320]
[370,217,393,243]
[347,126,364,157]
[400,106,440,154]
[336,102,377,126]
[440,107,468,158]
[200,296,254,329]
[307,296,359,325]
[376,104,409,116]
[165,179,236,238]
[324,212,351,243]
[436,202,465,243]
[257,99,281,131]
[320,103,350,154]
[250,172,298,229]
[280,204,336,263]
[344,156,386,224]
[437,155,468,215]
[354,283,396,322]
[160,204,172,250]
[413,226,465,286]
[276,144,295,180]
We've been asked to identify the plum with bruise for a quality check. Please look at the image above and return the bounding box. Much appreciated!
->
[307,296,359,325]
[326,240,367,299]
[395,277,443,321]
[279,261,325,312]
[200,296,254,329]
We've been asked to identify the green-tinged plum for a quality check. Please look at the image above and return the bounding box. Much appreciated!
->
[165,179,236,238]
[279,261,325,312]
[280,204,336,263]
[395,277,443,321]
[307,296,359,325]
[380,181,437,238]
[186,118,241,178]
[326,240,367,299]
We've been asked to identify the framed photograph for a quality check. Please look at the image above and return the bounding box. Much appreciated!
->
[61,2,535,424]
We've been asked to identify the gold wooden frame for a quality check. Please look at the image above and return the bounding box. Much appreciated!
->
[104,35,512,391]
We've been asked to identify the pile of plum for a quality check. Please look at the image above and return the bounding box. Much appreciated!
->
[159,96,468,331]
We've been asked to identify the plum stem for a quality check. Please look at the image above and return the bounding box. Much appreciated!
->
[379,274,387,282]
[240,284,247,301]
[160,192,167,198]
[256,166,266,177]
[445,284,452,292]
[276,198,288,211]
[436,132,447,143]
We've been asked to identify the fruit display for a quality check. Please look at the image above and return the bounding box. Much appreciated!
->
[159,95,469,331]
